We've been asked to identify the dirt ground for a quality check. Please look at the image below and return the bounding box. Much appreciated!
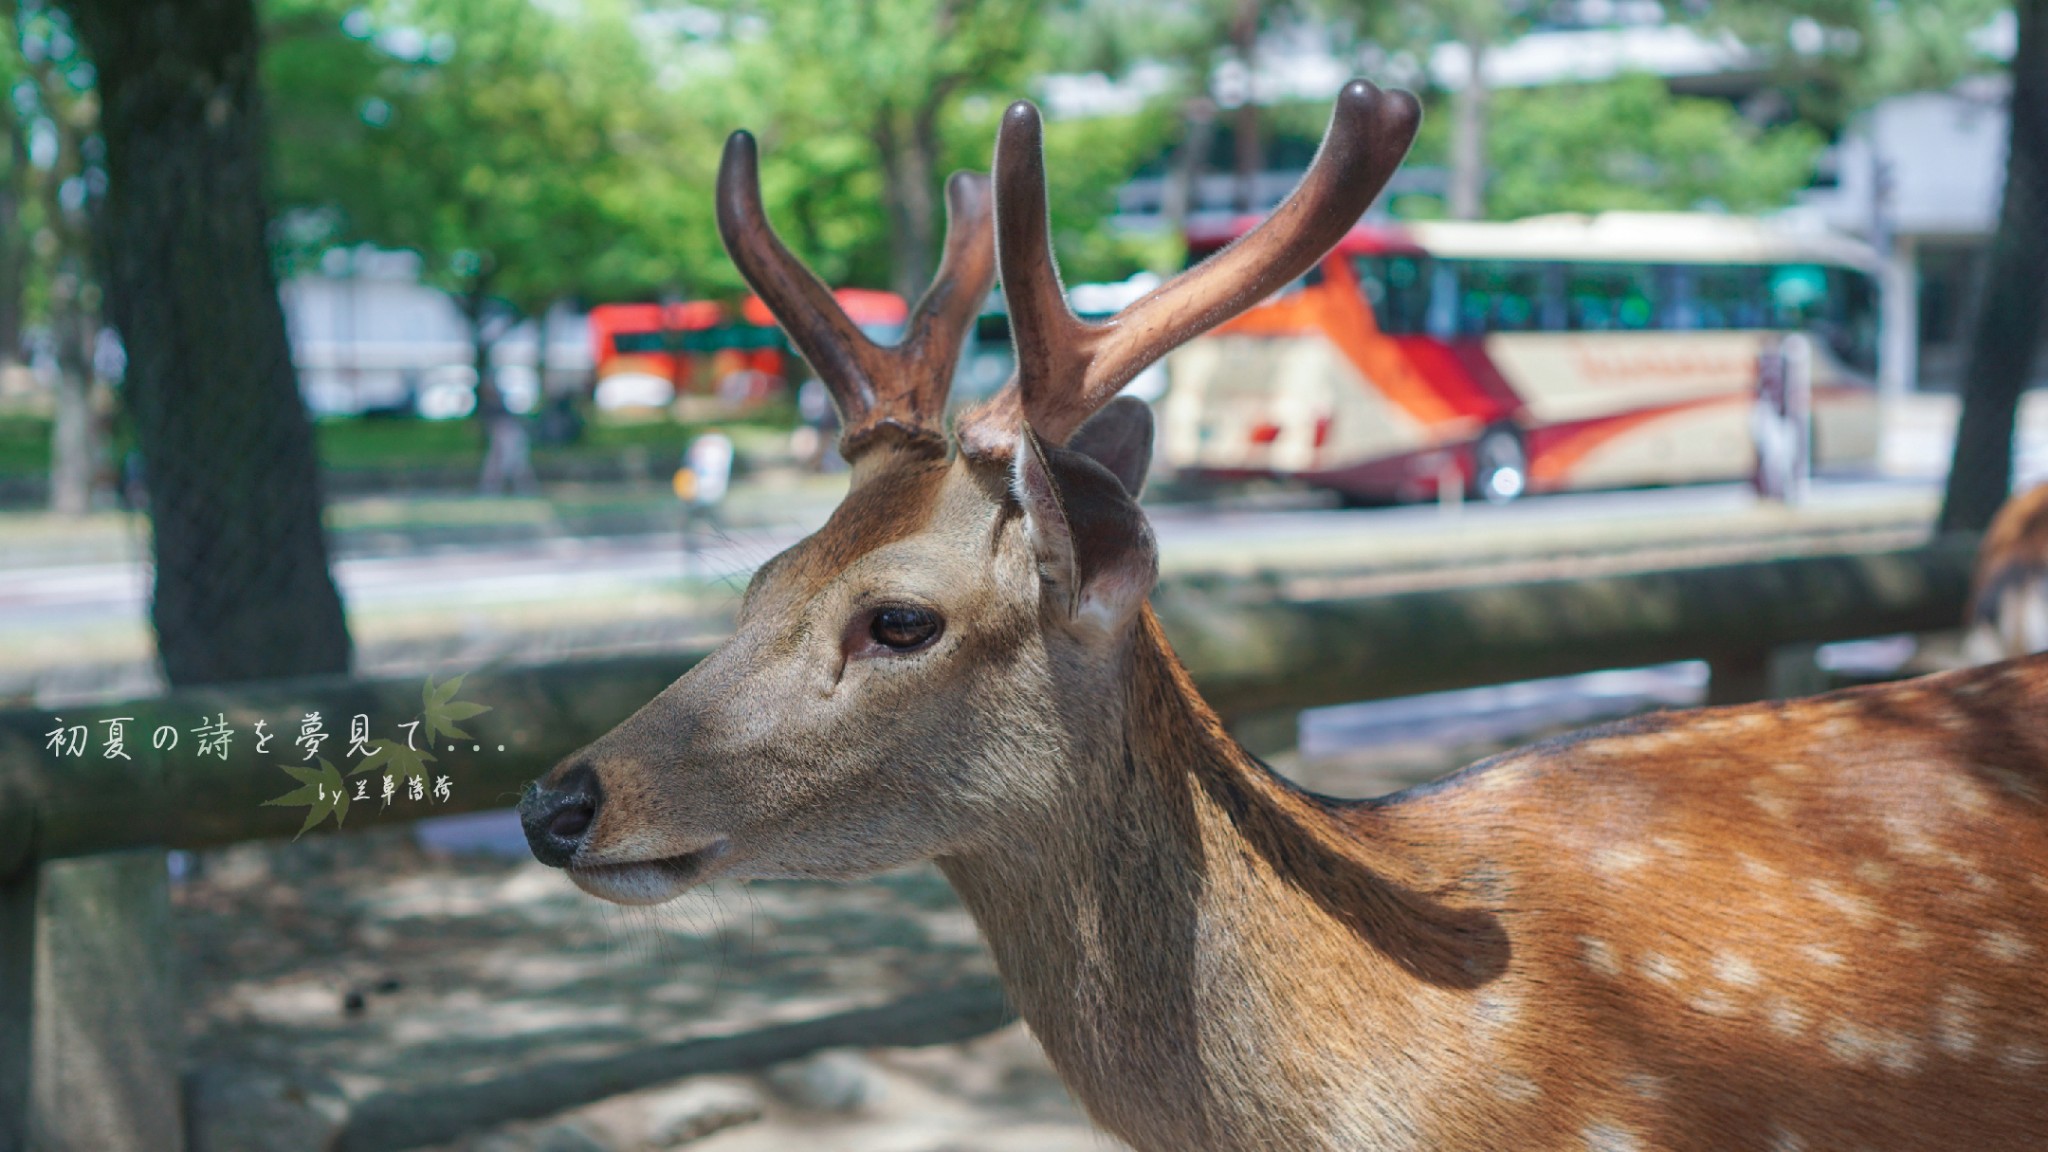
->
[171,733,1541,1151]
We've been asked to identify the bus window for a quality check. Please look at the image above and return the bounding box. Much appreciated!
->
[1352,256,1433,335]
[1685,264,1769,329]
[1453,260,1554,334]
[1567,264,1660,331]
[1824,267,1881,376]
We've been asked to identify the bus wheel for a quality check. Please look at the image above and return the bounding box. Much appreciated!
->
[1474,427,1527,504]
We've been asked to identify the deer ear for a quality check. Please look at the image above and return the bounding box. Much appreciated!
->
[1011,424,1158,630]
[1067,396,1154,497]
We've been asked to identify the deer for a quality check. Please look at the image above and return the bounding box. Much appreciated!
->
[520,80,2048,1151]
[1967,483,2048,661]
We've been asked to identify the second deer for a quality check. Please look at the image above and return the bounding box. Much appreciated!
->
[522,81,2048,1151]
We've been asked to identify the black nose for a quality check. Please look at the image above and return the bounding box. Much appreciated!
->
[520,764,599,867]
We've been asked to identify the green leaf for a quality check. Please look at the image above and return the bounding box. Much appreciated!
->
[423,675,491,744]
[263,758,348,838]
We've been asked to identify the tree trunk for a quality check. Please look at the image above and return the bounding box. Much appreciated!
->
[47,268,97,516]
[0,96,26,373]
[1230,0,1261,215]
[1940,0,2048,533]
[876,107,938,303]
[1159,95,1216,274]
[1448,34,1490,221]
[63,0,350,686]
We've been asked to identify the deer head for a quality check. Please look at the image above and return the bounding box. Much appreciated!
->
[520,81,1421,905]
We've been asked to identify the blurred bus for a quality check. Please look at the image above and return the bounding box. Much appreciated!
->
[1161,212,1884,502]
[589,290,906,412]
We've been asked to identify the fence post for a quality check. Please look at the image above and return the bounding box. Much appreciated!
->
[0,863,35,1152]
[30,851,184,1152]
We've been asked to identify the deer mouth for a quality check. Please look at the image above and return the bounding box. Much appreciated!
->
[567,838,730,905]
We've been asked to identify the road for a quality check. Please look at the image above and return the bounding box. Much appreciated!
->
[0,475,1942,640]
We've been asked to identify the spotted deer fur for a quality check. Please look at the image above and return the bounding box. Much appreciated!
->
[525,82,2048,1151]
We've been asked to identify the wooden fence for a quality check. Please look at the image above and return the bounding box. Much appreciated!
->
[0,535,1977,1150]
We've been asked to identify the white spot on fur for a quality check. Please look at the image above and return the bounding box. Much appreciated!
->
[1876,1031,1923,1074]
[1648,835,1690,859]
[1493,1074,1541,1103]
[1689,988,1741,1017]
[1982,928,2034,963]
[1767,999,1809,1037]
[1854,860,1895,888]
[1896,922,1930,951]
[1584,1121,1641,1152]
[1934,987,1982,1056]
[1748,780,1793,820]
[1713,952,1760,988]
[1769,760,1809,776]
[1640,952,1684,987]
[1801,944,1844,967]
[1808,880,1876,925]
[1740,855,1779,882]
[1593,846,1647,875]
[1771,1127,1807,1152]
[1622,1072,1664,1101]
[1581,936,1620,978]
[1474,991,1521,1036]
[2004,1043,2047,1072]
[1825,1022,1877,1065]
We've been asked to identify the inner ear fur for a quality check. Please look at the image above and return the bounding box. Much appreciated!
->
[1067,397,1155,498]
[1012,428,1158,627]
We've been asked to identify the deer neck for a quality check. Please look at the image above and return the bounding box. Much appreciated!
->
[938,608,1498,1151]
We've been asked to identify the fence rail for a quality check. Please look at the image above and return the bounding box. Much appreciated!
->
[0,535,1979,1152]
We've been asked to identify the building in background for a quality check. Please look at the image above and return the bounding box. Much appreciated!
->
[278,246,592,419]
[1802,75,2047,397]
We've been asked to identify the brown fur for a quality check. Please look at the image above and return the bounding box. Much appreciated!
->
[1968,483,2048,659]
[549,448,2048,1151]
[538,81,2048,1152]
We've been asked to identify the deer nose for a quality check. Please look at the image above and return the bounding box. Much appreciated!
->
[520,765,599,867]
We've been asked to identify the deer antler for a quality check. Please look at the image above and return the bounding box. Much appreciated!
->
[717,131,996,458]
[956,79,1421,457]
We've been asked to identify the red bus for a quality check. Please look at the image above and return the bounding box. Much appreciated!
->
[1160,211,1884,502]
[589,289,907,411]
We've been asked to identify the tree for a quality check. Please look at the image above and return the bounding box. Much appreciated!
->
[271,0,683,489]
[11,0,106,517]
[1343,0,1536,219]
[708,0,1042,300]
[1717,0,2041,530]
[1475,74,1823,219]
[1941,0,2047,531]
[59,0,351,685]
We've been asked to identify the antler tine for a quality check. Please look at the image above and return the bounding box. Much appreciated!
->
[888,171,997,441]
[990,101,1098,433]
[958,80,1420,453]
[717,131,888,433]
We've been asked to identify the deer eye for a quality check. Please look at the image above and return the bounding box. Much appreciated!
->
[870,605,942,652]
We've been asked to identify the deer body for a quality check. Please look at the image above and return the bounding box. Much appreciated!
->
[521,82,2048,1150]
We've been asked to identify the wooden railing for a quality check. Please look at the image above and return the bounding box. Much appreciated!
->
[0,536,1977,1151]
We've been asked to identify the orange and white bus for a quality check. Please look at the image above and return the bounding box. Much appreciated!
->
[1160,211,1884,502]
[589,289,906,411]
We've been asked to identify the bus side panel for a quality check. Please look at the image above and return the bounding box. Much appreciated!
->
[1162,335,1433,478]
[1484,330,1766,426]
[1525,396,1756,491]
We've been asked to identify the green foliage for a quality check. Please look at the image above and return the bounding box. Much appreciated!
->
[945,95,1180,283]
[264,674,488,836]
[265,0,694,313]
[1695,0,2014,131]
[261,757,349,837]
[1399,74,1824,220]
